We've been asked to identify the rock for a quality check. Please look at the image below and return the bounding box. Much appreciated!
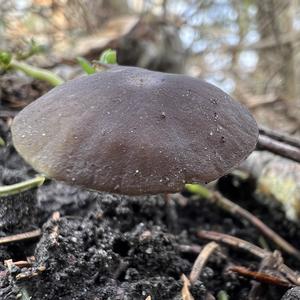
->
[281,287,300,300]
[241,151,300,221]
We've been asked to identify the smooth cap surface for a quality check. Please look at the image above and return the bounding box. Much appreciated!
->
[12,66,259,195]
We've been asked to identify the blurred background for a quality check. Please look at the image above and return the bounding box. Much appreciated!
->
[0,0,299,135]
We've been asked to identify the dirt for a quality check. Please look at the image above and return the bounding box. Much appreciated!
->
[1,78,300,300]
[0,73,51,116]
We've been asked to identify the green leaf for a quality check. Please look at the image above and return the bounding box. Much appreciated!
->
[76,56,96,75]
[99,49,117,64]
[185,183,212,199]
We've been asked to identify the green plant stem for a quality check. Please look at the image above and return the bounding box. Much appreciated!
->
[10,60,64,86]
[185,183,212,198]
[0,136,5,147]
[77,56,96,75]
[0,175,45,197]
[217,290,229,300]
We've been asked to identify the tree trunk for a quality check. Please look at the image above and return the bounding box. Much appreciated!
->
[255,0,299,108]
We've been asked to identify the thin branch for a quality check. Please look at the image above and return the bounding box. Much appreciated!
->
[181,274,195,300]
[228,265,293,288]
[4,257,35,268]
[0,229,41,245]
[178,244,202,254]
[189,242,219,284]
[178,243,228,261]
[211,192,300,260]
[197,230,268,259]
[197,230,300,285]
[259,126,300,149]
[257,134,300,163]
[49,211,60,246]
[185,184,300,260]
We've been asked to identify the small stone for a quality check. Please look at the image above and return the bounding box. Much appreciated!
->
[281,287,300,300]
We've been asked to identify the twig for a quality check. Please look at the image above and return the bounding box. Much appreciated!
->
[197,230,268,259]
[189,242,219,284]
[50,211,60,246]
[181,274,195,300]
[211,192,300,260]
[228,265,293,288]
[257,134,300,163]
[0,175,46,197]
[0,229,41,245]
[4,256,35,268]
[249,251,282,297]
[197,230,300,285]
[178,244,227,261]
[185,184,300,260]
[15,265,46,281]
[16,272,39,281]
[5,260,32,268]
[278,263,300,286]
[259,126,300,149]
[12,261,32,268]
[178,244,202,254]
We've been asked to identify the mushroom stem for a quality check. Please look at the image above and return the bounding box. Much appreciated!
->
[257,134,300,163]
[9,60,64,86]
[0,175,46,197]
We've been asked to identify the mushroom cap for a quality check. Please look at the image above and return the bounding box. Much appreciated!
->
[12,66,258,195]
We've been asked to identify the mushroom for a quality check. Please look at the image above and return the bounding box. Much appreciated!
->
[11,66,258,195]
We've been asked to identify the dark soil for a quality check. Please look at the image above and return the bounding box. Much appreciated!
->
[1,79,300,300]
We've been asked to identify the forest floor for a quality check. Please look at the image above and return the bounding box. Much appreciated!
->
[0,75,300,300]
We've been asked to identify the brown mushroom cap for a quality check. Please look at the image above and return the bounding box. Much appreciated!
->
[12,66,258,195]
